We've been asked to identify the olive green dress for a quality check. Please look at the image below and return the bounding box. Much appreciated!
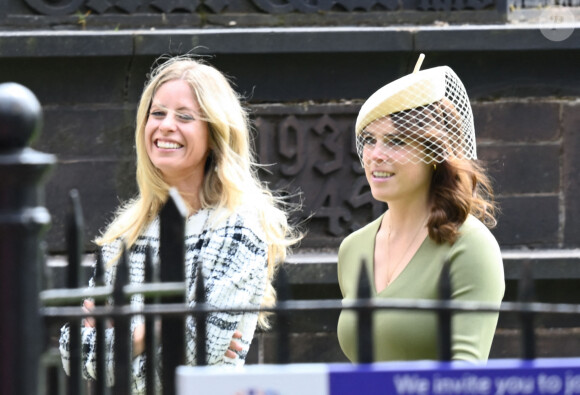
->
[337,214,505,362]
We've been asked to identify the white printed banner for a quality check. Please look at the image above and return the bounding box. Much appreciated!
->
[176,363,329,395]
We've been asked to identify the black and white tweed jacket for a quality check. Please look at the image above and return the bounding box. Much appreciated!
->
[59,206,269,393]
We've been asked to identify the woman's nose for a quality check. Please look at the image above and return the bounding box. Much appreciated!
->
[368,143,391,164]
[160,114,176,132]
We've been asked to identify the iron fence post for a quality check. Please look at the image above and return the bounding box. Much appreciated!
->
[437,259,452,361]
[65,189,85,395]
[94,249,108,395]
[144,246,158,395]
[519,260,536,359]
[0,82,56,395]
[159,188,187,393]
[112,243,131,395]
[275,268,291,364]
[356,260,373,363]
[194,263,207,367]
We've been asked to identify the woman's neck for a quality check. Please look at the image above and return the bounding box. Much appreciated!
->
[165,178,203,215]
[384,198,430,236]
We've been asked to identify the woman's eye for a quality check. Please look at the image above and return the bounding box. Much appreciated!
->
[150,110,165,117]
[361,135,376,146]
[387,137,406,147]
[176,112,194,121]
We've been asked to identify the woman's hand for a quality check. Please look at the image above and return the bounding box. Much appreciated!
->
[225,330,243,358]
[83,299,146,358]
[84,299,241,359]
[82,299,95,328]
[133,323,146,357]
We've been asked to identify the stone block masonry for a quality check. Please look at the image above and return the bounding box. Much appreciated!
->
[28,97,580,252]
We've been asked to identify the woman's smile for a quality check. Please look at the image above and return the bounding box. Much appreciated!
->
[372,171,395,180]
[155,139,183,150]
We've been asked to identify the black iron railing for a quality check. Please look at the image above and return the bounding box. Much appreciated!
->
[39,186,580,393]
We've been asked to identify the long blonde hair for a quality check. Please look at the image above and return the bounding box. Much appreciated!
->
[97,56,301,327]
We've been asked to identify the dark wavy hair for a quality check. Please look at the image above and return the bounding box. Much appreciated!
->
[389,98,497,245]
[428,157,497,244]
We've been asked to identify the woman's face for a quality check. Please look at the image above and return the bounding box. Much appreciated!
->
[144,79,210,185]
[361,116,433,204]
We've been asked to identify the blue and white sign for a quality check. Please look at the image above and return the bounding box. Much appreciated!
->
[329,359,580,395]
[176,358,580,395]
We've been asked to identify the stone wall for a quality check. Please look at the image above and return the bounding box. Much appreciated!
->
[10,46,580,255]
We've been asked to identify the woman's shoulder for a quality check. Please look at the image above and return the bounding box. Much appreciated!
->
[205,205,266,242]
[453,214,502,266]
[458,215,499,246]
[451,215,505,300]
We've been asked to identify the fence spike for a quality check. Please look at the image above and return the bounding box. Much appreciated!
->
[275,267,291,364]
[144,244,154,283]
[65,189,84,395]
[144,245,157,395]
[159,188,187,392]
[66,189,84,288]
[519,260,536,359]
[94,248,108,395]
[159,188,187,282]
[195,262,207,366]
[95,317,107,395]
[437,258,452,361]
[356,259,373,363]
[112,242,130,395]
[94,247,105,287]
[112,243,128,305]
[66,321,82,395]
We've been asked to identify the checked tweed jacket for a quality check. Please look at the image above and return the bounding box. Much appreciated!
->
[59,206,269,393]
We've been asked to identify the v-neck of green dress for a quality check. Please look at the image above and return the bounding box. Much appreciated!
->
[362,212,430,296]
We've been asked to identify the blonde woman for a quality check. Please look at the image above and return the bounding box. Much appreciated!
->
[337,57,505,362]
[60,56,300,392]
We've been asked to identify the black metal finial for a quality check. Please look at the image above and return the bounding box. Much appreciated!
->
[0,82,42,151]
[195,262,207,366]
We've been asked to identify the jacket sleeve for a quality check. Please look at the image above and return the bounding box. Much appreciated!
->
[58,257,117,383]
[59,323,116,384]
[185,212,269,366]
[58,240,135,386]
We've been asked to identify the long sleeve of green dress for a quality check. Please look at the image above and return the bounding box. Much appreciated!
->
[337,214,505,363]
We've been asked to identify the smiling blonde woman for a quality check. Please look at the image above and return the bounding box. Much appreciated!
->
[59,56,301,393]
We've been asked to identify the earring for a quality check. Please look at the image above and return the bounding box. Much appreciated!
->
[433,164,437,171]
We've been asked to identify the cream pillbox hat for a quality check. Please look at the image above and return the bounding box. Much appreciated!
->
[356,66,447,135]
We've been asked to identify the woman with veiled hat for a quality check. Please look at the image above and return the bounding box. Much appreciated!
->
[337,55,505,362]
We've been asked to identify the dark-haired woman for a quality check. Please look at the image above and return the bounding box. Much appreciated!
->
[337,58,505,362]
